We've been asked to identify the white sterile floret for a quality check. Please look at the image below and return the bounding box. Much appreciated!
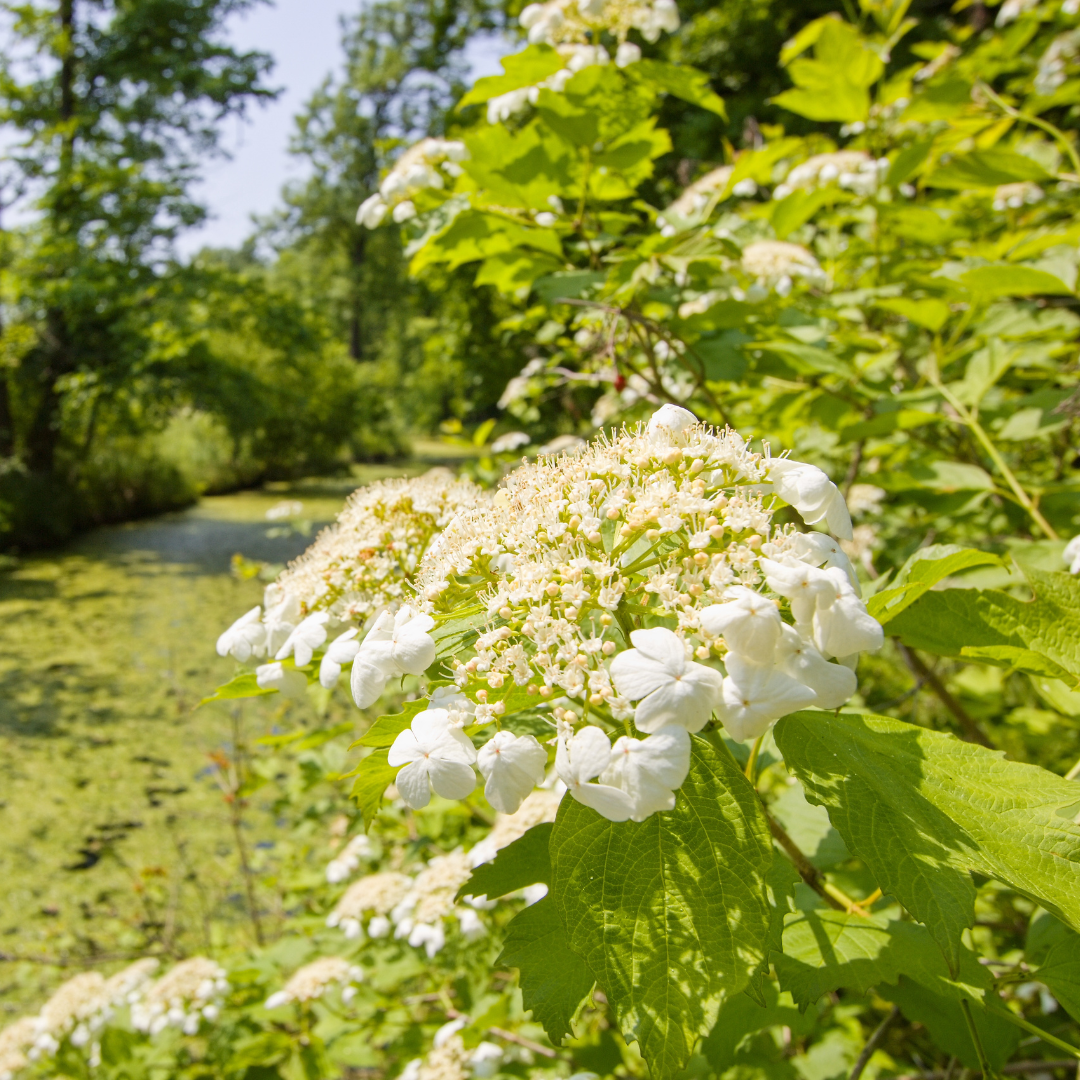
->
[610,627,724,732]
[1064,535,1080,575]
[131,958,227,1037]
[352,606,437,708]
[264,957,362,1010]
[717,654,817,741]
[556,724,634,820]
[775,623,857,710]
[615,41,641,66]
[646,403,698,441]
[216,606,267,661]
[601,725,690,820]
[810,567,884,659]
[699,586,783,659]
[276,611,331,667]
[758,557,836,624]
[320,628,360,688]
[256,662,308,699]
[388,709,478,809]
[262,589,302,655]
[786,530,858,587]
[356,192,387,228]
[476,731,548,813]
[767,458,853,540]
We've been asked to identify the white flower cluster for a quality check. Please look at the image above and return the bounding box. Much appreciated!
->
[0,1018,35,1080]
[992,181,1044,210]
[519,0,678,47]
[27,960,159,1060]
[773,151,888,200]
[215,473,485,699]
[327,851,487,957]
[357,138,470,227]
[130,958,228,1037]
[399,1024,506,1080]
[326,832,377,883]
[377,405,881,823]
[656,165,758,235]
[1035,28,1080,96]
[264,956,363,1010]
[739,240,828,297]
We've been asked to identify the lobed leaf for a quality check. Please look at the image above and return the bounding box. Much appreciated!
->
[775,711,1080,973]
[458,823,553,901]
[550,734,773,1080]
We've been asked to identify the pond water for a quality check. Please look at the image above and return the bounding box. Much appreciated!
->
[0,466,425,1013]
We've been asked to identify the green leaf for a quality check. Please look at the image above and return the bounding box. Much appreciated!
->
[890,559,1080,682]
[960,265,1072,298]
[886,140,934,187]
[775,711,1080,974]
[550,734,773,1080]
[878,979,1021,1070]
[534,269,606,305]
[927,149,1052,189]
[701,982,811,1073]
[497,896,595,1045]
[458,823,553,901]
[198,671,274,707]
[752,340,850,378]
[960,644,1076,681]
[869,544,1002,625]
[878,459,995,493]
[1037,931,1080,1022]
[771,188,843,239]
[873,296,950,331]
[350,749,398,830]
[458,45,566,107]
[776,909,994,1011]
[628,60,726,117]
[838,407,942,443]
[768,782,849,869]
[354,699,428,748]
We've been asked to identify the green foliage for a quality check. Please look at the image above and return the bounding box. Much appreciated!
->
[776,711,1080,973]
[550,735,773,1079]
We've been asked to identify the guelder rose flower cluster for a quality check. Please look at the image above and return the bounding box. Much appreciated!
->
[393,404,881,822]
[356,138,469,227]
[215,472,484,698]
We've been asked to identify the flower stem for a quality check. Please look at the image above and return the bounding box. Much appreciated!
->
[745,735,764,783]
[960,997,995,1080]
[850,1005,902,1080]
[1065,757,1080,782]
[989,1002,1080,1061]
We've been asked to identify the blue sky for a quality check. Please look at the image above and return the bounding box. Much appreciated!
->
[179,0,509,255]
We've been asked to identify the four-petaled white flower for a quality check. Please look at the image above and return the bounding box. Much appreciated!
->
[1065,535,1080,575]
[609,627,724,733]
[216,606,267,662]
[387,709,478,809]
[602,725,690,820]
[699,587,783,658]
[256,661,308,700]
[776,624,857,710]
[789,531,859,588]
[758,558,836,624]
[320,629,360,688]
[476,731,547,813]
[556,725,634,821]
[352,606,437,708]
[716,654,817,741]
[276,611,331,668]
[810,567,884,659]
[767,458,852,540]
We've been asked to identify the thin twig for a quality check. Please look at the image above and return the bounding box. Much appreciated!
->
[896,643,994,748]
[851,1006,901,1080]
[1065,756,1080,782]
[489,1026,558,1059]
[765,809,870,916]
[960,998,993,1080]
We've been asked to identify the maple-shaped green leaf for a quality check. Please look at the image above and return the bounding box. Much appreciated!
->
[775,711,1080,974]
[497,896,594,1046]
[350,750,398,830]
[550,735,773,1080]
[1036,930,1080,1022]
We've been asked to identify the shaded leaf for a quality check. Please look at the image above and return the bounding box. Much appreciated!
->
[350,749,398,830]
[459,823,553,901]
[775,711,1080,973]
[498,896,595,1045]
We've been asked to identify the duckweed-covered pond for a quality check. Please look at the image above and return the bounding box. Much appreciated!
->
[0,467,427,1015]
